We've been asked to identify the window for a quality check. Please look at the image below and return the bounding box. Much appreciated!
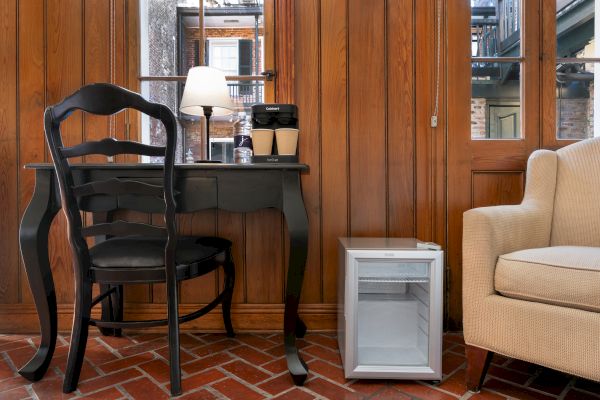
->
[208,39,240,76]
[138,0,273,161]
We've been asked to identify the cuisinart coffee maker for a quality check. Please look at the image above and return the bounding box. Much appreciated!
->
[251,103,299,163]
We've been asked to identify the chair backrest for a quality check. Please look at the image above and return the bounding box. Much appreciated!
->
[550,137,600,247]
[44,83,178,275]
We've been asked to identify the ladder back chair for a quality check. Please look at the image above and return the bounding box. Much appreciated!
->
[44,83,235,396]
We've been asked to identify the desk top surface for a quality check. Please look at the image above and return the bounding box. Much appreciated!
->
[26,163,309,171]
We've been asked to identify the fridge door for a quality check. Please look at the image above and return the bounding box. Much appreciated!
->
[346,251,442,379]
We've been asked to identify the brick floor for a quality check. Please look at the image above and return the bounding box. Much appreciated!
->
[0,332,598,399]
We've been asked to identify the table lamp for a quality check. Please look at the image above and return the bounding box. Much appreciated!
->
[180,66,234,161]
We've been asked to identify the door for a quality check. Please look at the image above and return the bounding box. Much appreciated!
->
[446,0,541,329]
[447,0,599,329]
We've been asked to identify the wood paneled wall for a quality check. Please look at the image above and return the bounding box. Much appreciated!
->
[0,0,444,333]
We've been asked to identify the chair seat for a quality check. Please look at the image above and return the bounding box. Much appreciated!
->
[495,246,600,312]
[90,236,231,268]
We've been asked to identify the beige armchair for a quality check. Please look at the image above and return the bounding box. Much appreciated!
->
[462,137,600,391]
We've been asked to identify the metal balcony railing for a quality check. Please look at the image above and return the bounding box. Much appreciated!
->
[471,0,519,58]
[228,81,264,105]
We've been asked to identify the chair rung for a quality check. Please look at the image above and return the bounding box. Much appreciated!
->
[59,138,165,158]
[72,178,164,197]
[91,286,117,307]
[81,220,167,237]
[89,290,226,329]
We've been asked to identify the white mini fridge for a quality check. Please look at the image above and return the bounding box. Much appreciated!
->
[337,238,443,380]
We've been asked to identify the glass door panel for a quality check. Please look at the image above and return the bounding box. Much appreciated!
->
[471,0,523,139]
[356,260,431,367]
[556,62,596,140]
[556,0,598,140]
[472,62,521,139]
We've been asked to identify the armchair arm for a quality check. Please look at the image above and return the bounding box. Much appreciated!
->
[462,149,557,313]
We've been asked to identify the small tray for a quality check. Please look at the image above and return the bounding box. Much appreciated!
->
[252,155,298,163]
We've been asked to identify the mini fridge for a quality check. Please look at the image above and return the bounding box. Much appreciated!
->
[337,238,443,380]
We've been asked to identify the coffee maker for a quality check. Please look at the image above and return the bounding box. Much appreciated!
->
[251,103,298,163]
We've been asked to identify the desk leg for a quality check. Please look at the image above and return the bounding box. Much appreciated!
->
[282,172,309,386]
[18,169,60,381]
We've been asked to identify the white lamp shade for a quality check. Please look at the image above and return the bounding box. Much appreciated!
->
[180,66,234,116]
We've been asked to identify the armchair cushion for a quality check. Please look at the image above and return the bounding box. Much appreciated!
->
[495,246,600,312]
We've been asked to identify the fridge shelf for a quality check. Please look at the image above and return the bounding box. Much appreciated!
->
[357,345,428,367]
[359,277,429,284]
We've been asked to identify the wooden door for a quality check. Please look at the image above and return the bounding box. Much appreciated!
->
[446,0,542,329]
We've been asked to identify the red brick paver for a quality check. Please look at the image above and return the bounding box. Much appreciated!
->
[0,332,598,399]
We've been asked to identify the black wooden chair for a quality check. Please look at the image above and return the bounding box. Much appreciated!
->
[44,83,235,396]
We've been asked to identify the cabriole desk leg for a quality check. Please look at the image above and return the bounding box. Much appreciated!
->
[18,169,60,381]
[282,172,309,385]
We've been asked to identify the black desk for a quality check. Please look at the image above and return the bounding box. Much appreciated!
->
[19,163,310,385]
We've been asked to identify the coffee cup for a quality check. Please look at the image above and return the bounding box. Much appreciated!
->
[251,129,274,155]
[275,128,299,155]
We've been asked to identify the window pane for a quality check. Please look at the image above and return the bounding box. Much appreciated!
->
[471,0,521,57]
[472,62,521,139]
[556,0,594,58]
[556,62,595,140]
[556,1,597,140]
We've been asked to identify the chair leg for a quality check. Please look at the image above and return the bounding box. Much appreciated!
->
[110,285,123,337]
[465,345,493,392]
[98,284,115,337]
[166,277,182,396]
[222,250,235,338]
[295,315,307,338]
[63,280,92,393]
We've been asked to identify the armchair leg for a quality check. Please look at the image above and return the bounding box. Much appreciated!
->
[465,345,493,392]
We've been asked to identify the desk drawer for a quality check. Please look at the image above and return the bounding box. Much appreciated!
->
[78,177,217,213]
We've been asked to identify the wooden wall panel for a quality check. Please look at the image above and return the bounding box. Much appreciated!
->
[245,210,283,304]
[46,0,84,304]
[320,0,348,303]
[387,0,415,238]
[217,211,246,303]
[0,0,19,304]
[83,0,111,163]
[295,0,321,304]
[472,172,525,208]
[415,0,436,242]
[18,0,47,305]
[274,0,294,103]
[348,0,387,236]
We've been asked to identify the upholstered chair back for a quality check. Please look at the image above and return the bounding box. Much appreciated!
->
[550,137,600,247]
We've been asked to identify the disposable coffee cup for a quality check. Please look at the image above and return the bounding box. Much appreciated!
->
[275,128,299,155]
[251,129,274,155]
